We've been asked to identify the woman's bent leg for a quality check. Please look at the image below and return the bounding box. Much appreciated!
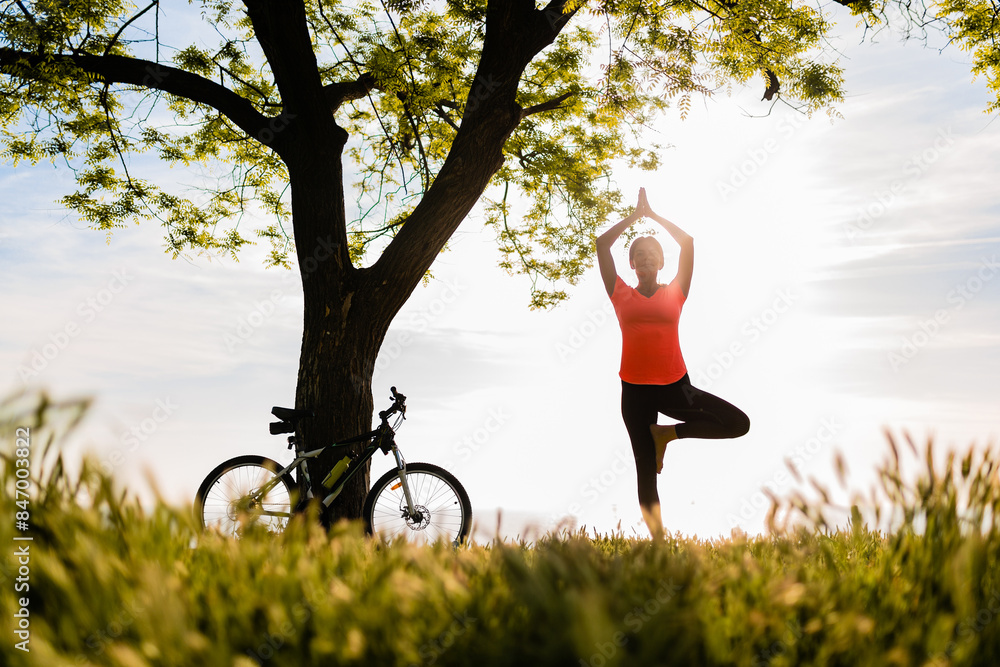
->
[660,375,750,440]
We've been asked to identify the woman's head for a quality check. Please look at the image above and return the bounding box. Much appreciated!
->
[629,236,664,273]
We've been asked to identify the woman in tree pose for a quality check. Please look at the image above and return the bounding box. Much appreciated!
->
[595,188,750,538]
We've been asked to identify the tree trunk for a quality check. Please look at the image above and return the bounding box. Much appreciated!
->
[295,289,384,523]
[270,0,578,525]
[241,0,384,523]
[285,122,391,523]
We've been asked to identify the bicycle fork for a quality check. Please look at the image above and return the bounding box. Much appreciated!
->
[390,445,420,521]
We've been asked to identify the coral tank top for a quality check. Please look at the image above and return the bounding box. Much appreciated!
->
[610,275,687,385]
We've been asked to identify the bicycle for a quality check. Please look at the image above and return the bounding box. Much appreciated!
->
[194,387,472,545]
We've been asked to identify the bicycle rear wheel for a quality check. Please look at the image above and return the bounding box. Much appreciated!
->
[363,463,472,545]
[195,455,297,537]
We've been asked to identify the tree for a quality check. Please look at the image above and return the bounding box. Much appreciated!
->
[1,0,995,521]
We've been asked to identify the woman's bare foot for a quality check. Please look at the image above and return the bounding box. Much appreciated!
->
[649,424,677,474]
[641,502,664,540]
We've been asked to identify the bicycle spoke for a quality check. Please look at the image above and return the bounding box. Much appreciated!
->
[197,460,293,537]
[365,467,469,545]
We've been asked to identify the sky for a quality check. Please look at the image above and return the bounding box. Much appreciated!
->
[2,6,999,542]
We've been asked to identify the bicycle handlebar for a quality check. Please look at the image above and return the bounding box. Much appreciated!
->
[379,386,407,422]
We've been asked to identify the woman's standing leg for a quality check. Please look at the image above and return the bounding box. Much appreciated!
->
[621,381,665,538]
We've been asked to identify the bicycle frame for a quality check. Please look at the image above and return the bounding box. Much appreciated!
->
[248,424,415,520]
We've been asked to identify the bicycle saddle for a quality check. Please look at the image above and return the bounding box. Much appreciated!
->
[270,406,314,422]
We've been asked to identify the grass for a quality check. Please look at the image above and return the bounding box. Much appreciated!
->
[2,391,999,666]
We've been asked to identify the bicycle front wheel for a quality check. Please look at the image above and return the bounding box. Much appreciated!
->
[363,463,472,545]
[195,455,297,537]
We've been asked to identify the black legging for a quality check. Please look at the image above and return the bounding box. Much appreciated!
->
[621,374,750,510]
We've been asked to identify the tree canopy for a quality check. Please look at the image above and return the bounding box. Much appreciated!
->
[0,0,891,306]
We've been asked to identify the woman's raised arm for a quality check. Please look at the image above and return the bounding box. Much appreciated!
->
[642,195,694,298]
[596,189,646,297]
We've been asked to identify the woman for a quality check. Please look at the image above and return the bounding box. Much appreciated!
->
[595,188,750,538]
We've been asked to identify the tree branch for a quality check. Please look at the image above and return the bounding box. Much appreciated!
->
[103,1,159,57]
[521,91,574,118]
[830,0,873,10]
[14,0,39,30]
[0,48,273,146]
[433,102,460,131]
[323,72,376,112]
[367,0,582,312]
[762,69,779,101]
[242,0,329,121]
[537,0,577,37]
